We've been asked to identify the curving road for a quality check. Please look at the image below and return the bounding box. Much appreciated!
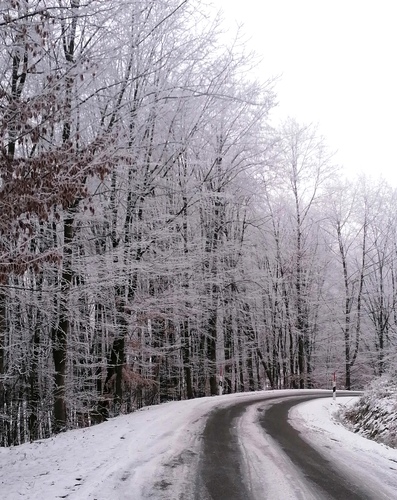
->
[195,391,374,500]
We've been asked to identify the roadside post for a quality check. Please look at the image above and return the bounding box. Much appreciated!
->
[333,372,336,401]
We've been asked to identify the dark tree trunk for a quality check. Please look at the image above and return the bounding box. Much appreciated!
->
[52,211,75,432]
[182,320,193,399]
[29,318,41,442]
[247,348,255,391]
[0,291,6,445]
[208,310,218,396]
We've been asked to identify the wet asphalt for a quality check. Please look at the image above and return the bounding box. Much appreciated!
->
[260,395,372,500]
[195,392,373,500]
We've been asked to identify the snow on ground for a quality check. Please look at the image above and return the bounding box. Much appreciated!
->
[0,391,277,500]
[291,396,397,500]
[1,390,396,499]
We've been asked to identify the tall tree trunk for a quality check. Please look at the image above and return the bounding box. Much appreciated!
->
[182,319,193,399]
[207,308,218,396]
[52,210,75,431]
[28,304,42,442]
[0,291,6,445]
[180,161,193,399]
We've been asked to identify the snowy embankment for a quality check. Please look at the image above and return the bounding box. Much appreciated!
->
[340,376,397,448]
[0,393,222,500]
[1,388,397,499]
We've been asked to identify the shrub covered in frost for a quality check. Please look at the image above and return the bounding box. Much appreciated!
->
[340,375,397,448]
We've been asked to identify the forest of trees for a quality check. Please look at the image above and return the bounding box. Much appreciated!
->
[1,0,396,447]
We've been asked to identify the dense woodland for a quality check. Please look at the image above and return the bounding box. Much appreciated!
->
[1,0,396,447]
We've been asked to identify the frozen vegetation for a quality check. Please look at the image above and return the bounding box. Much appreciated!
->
[339,375,397,448]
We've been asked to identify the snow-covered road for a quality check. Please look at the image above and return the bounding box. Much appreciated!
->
[1,390,397,499]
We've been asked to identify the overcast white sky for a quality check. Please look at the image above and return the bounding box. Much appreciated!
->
[217,0,397,186]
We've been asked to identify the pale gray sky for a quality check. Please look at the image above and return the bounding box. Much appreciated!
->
[217,0,397,186]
